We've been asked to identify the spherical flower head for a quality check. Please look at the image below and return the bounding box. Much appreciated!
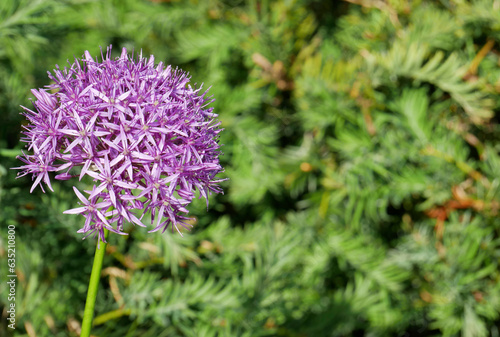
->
[15,46,225,243]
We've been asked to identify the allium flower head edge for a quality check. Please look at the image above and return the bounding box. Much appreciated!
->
[15,46,225,242]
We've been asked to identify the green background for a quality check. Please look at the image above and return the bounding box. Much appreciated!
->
[1,0,500,336]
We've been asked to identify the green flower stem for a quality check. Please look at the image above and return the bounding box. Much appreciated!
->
[81,228,109,337]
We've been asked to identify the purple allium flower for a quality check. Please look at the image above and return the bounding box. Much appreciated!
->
[15,46,225,242]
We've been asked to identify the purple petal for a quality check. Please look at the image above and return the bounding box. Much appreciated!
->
[63,207,87,215]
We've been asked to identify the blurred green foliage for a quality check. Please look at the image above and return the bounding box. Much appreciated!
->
[1,0,500,336]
